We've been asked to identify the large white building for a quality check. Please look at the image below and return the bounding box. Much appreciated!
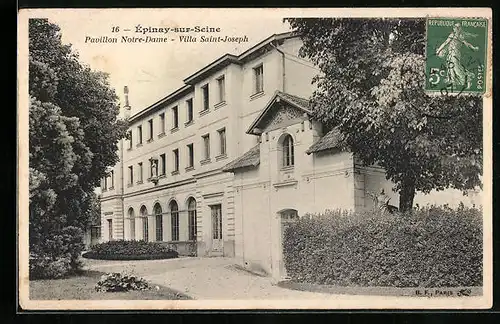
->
[99,32,481,280]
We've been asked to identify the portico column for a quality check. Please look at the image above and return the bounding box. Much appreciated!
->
[124,217,130,240]
[129,218,136,240]
[148,215,155,242]
[180,210,189,241]
[136,217,144,241]
[163,213,172,242]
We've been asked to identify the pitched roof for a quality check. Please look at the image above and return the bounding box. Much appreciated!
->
[306,128,344,154]
[222,145,260,172]
[128,85,193,123]
[277,91,311,110]
[246,90,312,135]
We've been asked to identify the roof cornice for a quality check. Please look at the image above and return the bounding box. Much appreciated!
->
[246,90,312,135]
[128,31,300,123]
[183,32,298,85]
[128,84,193,123]
[183,54,241,85]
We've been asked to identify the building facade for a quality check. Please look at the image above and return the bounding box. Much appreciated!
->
[99,32,481,279]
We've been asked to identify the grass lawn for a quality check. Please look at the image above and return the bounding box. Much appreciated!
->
[29,270,192,300]
[277,280,483,297]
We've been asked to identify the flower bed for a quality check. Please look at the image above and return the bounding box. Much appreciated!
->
[95,272,151,292]
[82,240,179,260]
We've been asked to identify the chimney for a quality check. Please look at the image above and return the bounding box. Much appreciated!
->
[123,85,131,119]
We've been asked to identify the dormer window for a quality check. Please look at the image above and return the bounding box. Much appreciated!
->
[282,134,294,167]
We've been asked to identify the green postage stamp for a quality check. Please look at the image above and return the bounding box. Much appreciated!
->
[425,18,488,94]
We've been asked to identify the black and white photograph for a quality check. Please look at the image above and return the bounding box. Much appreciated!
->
[17,8,492,309]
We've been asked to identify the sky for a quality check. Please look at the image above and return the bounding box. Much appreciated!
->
[44,9,292,115]
[33,8,487,116]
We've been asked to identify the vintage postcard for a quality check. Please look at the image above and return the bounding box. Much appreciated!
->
[17,8,493,310]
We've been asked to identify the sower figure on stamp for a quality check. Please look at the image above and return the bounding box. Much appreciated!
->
[436,23,479,90]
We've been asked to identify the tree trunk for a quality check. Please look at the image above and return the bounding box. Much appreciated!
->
[399,178,416,213]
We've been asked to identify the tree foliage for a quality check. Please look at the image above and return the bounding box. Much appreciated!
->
[286,18,482,212]
[29,18,127,272]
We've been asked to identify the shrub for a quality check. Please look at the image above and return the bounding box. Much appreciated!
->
[82,240,179,260]
[95,272,151,292]
[29,226,85,279]
[29,253,73,279]
[283,205,483,288]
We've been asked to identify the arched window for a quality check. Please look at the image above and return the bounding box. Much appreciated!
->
[128,207,135,240]
[282,134,294,167]
[187,197,197,241]
[280,208,298,222]
[140,205,148,242]
[154,203,163,241]
[170,200,179,241]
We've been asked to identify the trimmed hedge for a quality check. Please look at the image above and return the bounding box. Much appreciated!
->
[283,205,482,288]
[82,240,179,260]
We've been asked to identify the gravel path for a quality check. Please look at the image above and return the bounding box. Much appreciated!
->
[82,257,342,300]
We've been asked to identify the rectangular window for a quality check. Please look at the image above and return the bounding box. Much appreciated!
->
[137,125,143,144]
[101,178,106,190]
[217,76,225,103]
[202,84,209,111]
[110,170,114,188]
[172,106,179,129]
[218,128,226,156]
[108,219,113,240]
[186,98,193,123]
[128,166,133,185]
[159,113,165,134]
[156,215,163,241]
[202,134,210,161]
[173,149,179,172]
[187,144,194,168]
[148,119,153,140]
[254,65,264,94]
[138,162,143,182]
[160,153,166,175]
[211,204,222,240]
[127,130,133,149]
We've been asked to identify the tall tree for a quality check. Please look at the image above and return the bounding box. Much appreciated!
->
[29,19,127,266]
[286,18,482,212]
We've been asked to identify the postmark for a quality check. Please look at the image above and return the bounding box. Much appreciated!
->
[425,18,488,95]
